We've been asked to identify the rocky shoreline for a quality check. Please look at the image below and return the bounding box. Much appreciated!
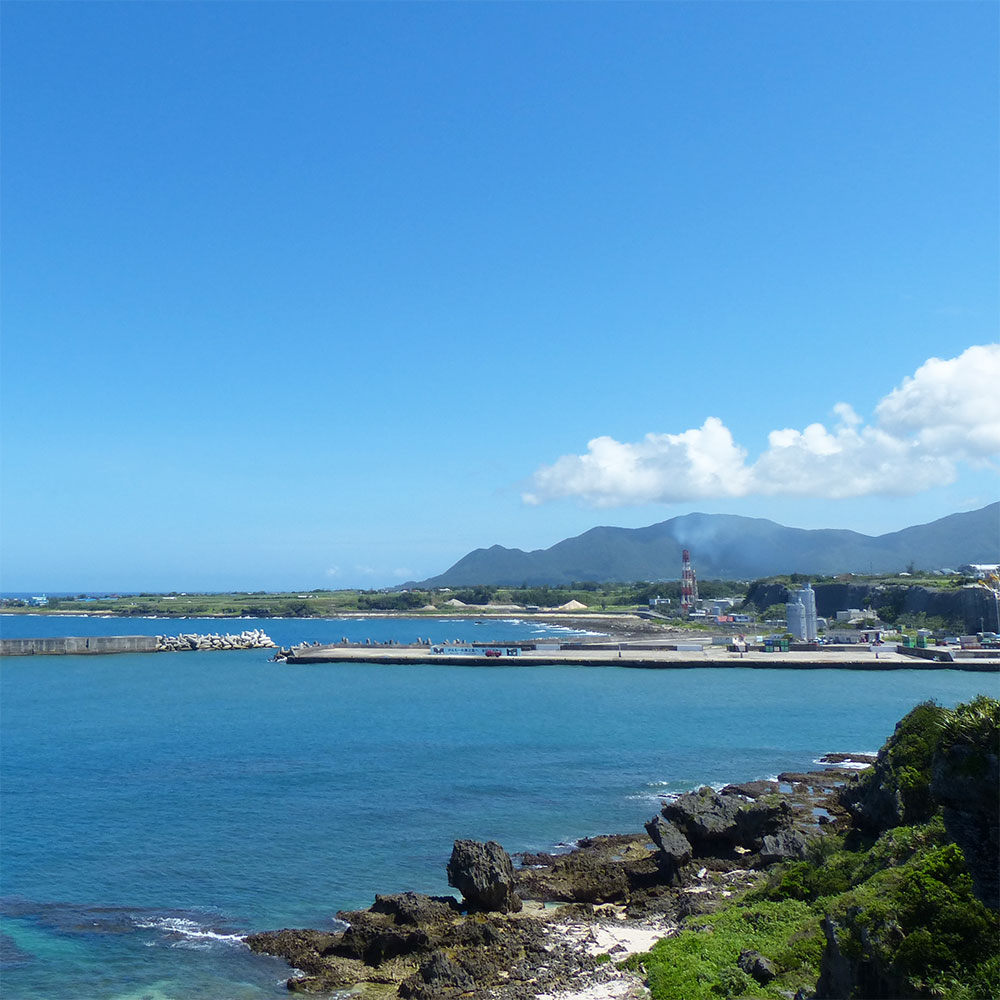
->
[246,755,869,998]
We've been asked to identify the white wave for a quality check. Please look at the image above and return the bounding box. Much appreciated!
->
[813,752,878,769]
[133,916,247,948]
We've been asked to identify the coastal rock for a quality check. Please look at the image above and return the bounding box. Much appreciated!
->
[519,852,630,904]
[720,779,780,799]
[759,828,811,863]
[738,948,777,984]
[243,928,360,989]
[251,898,577,997]
[369,892,461,925]
[644,817,692,882]
[661,787,791,854]
[839,702,946,833]
[662,788,743,844]
[335,914,430,967]
[447,840,522,913]
[399,952,473,997]
[814,914,906,1000]
[515,834,661,905]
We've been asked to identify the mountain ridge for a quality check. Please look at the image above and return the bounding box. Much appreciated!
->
[414,503,1000,586]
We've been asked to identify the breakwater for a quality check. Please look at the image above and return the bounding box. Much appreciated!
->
[0,630,276,656]
[155,629,276,652]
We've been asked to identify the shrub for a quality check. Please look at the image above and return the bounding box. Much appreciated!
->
[632,900,822,1000]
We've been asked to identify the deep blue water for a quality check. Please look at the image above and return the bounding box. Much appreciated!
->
[1,616,997,999]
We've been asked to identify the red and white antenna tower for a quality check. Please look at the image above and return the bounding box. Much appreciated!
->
[680,549,699,613]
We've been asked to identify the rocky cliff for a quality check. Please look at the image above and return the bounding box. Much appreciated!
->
[745,581,997,633]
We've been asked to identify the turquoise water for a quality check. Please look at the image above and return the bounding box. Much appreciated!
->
[1,617,997,999]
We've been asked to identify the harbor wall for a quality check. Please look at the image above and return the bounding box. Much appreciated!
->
[1,636,158,656]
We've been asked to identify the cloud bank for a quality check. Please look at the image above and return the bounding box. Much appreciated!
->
[523,345,1000,507]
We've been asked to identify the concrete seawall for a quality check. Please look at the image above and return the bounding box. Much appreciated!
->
[1,630,276,656]
[283,645,1000,671]
[1,636,158,656]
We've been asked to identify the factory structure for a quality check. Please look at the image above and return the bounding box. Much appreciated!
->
[680,549,699,613]
[785,582,819,641]
[662,551,992,641]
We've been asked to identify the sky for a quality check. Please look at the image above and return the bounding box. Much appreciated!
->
[1,1,998,592]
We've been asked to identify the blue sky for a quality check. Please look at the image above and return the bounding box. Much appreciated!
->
[2,1,997,592]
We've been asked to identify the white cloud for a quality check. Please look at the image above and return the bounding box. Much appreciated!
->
[524,344,1000,506]
[523,418,749,507]
[874,344,1000,461]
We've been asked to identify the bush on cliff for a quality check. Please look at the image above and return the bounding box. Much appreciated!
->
[819,842,997,997]
[840,700,949,831]
[630,698,999,1000]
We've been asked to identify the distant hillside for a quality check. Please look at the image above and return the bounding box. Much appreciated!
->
[417,503,999,586]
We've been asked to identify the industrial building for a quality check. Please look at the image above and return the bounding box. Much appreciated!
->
[786,582,818,641]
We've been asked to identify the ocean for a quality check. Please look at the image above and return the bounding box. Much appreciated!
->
[1,615,997,999]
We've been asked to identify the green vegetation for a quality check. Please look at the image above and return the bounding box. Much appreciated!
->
[625,698,1000,999]
[4,579,746,619]
[747,572,975,591]
[622,899,823,999]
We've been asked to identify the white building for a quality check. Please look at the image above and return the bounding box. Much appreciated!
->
[835,608,864,622]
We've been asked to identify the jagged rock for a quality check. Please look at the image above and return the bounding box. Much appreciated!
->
[720,779,780,799]
[369,892,461,925]
[332,893,463,967]
[662,788,791,853]
[399,952,473,998]
[759,828,811,863]
[662,788,743,844]
[447,840,522,913]
[522,852,629,903]
[644,817,692,882]
[840,702,946,833]
[515,833,661,904]
[814,913,906,999]
[738,948,777,984]
[338,919,429,967]
[813,919,857,999]
[244,927,356,988]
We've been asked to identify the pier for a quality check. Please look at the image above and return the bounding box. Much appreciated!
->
[281,641,1000,671]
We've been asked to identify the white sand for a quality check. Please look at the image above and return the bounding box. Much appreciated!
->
[534,913,676,1000]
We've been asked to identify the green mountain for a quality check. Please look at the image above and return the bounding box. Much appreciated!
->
[418,503,999,586]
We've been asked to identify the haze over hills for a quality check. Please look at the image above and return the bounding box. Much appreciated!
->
[416,503,1000,587]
